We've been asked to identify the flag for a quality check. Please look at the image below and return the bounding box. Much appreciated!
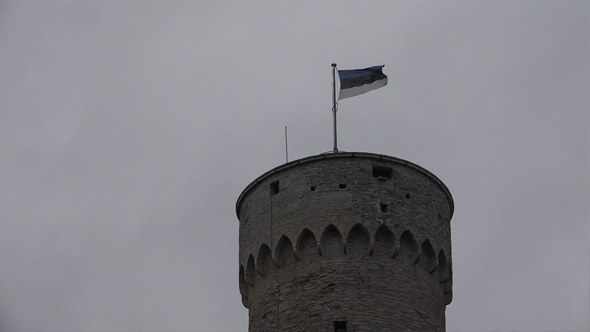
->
[338,65,387,100]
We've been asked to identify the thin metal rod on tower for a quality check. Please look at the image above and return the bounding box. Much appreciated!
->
[332,63,338,153]
[285,126,288,163]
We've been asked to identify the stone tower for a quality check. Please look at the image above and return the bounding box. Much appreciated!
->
[236,152,453,331]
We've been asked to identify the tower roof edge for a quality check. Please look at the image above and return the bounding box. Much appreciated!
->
[235,152,454,220]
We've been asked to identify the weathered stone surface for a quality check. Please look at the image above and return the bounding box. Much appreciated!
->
[236,152,453,331]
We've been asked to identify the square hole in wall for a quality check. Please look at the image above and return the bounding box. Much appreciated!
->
[334,321,347,332]
[372,166,392,180]
[380,203,388,212]
[270,181,279,195]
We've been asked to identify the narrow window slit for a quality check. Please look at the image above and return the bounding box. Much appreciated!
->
[310,186,315,191]
[334,321,347,332]
[339,184,346,189]
[406,193,411,199]
[380,203,388,212]
[270,181,279,195]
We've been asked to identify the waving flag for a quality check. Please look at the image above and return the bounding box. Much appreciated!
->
[338,65,388,100]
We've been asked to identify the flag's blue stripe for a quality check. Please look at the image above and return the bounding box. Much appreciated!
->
[338,65,384,80]
[339,66,387,90]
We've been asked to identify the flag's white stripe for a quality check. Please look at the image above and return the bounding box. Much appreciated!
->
[338,77,388,100]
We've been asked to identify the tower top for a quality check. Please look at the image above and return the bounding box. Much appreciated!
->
[236,151,454,218]
[237,151,455,330]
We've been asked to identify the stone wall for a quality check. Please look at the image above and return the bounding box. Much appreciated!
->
[237,152,453,331]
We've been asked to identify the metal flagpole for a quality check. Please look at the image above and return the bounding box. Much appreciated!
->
[285,126,288,163]
[332,63,338,153]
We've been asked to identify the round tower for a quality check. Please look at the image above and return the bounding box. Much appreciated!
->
[236,152,454,331]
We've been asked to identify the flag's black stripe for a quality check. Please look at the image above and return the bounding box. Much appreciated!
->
[340,70,387,90]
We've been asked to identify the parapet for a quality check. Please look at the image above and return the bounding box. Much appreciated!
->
[236,152,453,218]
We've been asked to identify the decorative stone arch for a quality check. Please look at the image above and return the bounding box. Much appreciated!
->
[245,254,256,286]
[256,243,271,276]
[239,264,249,308]
[320,224,344,256]
[295,228,319,260]
[421,239,438,274]
[438,249,453,304]
[444,264,453,305]
[374,224,398,258]
[345,223,372,255]
[273,235,294,267]
[400,230,421,264]
[437,249,449,282]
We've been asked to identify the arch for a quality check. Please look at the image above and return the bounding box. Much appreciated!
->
[374,225,398,258]
[438,250,449,283]
[346,223,371,255]
[438,249,453,304]
[239,265,249,308]
[421,239,438,273]
[444,265,453,305]
[245,254,256,286]
[400,230,421,264]
[295,228,319,260]
[256,243,271,276]
[273,235,294,267]
[444,288,453,305]
[320,224,344,256]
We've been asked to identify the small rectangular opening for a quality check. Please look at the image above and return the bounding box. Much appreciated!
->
[334,321,347,332]
[372,166,392,180]
[380,203,388,212]
[270,181,279,195]
[339,184,346,189]
[310,186,315,191]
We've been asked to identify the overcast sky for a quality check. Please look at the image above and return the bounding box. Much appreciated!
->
[1,1,588,331]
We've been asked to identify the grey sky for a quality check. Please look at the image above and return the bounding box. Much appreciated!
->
[1,1,588,331]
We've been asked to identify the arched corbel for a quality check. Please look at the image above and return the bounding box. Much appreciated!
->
[391,243,400,259]
[429,260,438,274]
[293,245,301,261]
[272,252,280,268]
[412,249,422,265]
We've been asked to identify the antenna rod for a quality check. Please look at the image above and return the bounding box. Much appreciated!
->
[332,63,338,153]
[285,126,288,163]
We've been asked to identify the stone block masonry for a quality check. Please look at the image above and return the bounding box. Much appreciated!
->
[236,152,454,331]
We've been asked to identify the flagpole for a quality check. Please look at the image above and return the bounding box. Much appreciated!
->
[332,63,338,153]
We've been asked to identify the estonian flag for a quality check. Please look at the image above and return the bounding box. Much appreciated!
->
[338,65,388,100]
